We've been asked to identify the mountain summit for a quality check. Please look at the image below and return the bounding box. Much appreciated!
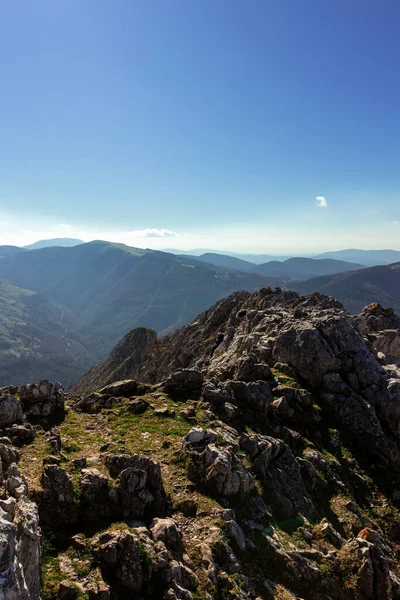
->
[5,288,400,599]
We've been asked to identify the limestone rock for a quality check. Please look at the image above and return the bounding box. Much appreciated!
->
[0,464,41,599]
[99,379,138,397]
[0,394,23,428]
[19,380,64,421]
[163,369,204,394]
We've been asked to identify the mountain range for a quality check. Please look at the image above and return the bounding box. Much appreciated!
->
[190,253,364,279]
[0,241,278,386]
[292,262,400,314]
[1,237,400,387]
[166,247,400,267]
[24,237,84,249]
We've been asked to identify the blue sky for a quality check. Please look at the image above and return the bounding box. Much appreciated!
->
[1,0,400,252]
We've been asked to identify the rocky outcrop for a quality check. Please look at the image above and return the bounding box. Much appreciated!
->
[183,428,255,497]
[0,459,41,600]
[0,394,23,428]
[8,291,400,599]
[19,380,64,422]
[72,327,157,395]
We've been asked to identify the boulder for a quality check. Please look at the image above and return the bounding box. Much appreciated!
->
[183,428,254,497]
[99,379,138,397]
[163,369,204,394]
[19,380,64,421]
[40,464,77,525]
[0,465,41,599]
[0,395,23,428]
[104,453,168,514]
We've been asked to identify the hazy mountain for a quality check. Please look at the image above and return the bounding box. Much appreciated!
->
[0,279,94,386]
[24,237,84,250]
[190,252,257,272]
[315,249,400,266]
[254,257,364,280]
[0,245,26,258]
[292,262,400,314]
[163,248,290,263]
[0,241,280,385]
[183,253,364,280]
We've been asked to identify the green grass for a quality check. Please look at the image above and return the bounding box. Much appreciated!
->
[41,537,64,600]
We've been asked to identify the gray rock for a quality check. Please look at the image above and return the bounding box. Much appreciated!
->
[99,379,138,397]
[163,369,204,394]
[19,380,64,421]
[0,395,23,428]
[0,466,41,599]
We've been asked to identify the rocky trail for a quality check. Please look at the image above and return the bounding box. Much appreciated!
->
[2,289,400,599]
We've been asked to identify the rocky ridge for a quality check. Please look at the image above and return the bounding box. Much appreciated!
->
[3,289,400,598]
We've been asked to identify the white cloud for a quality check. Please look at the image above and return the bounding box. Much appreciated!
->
[134,228,177,238]
[315,196,328,208]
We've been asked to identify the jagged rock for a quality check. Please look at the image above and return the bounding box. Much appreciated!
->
[240,433,316,520]
[72,327,157,396]
[4,423,35,447]
[270,397,294,420]
[154,407,176,418]
[46,426,62,454]
[224,402,240,420]
[357,303,400,335]
[0,443,20,482]
[92,527,171,592]
[0,464,41,600]
[164,560,199,593]
[128,398,149,414]
[183,428,217,447]
[9,291,400,600]
[226,380,273,414]
[19,380,64,421]
[163,369,204,394]
[225,520,247,550]
[92,529,151,591]
[99,379,138,397]
[0,394,23,428]
[151,518,184,553]
[342,534,393,599]
[104,453,168,514]
[319,518,344,548]
[235,355,272,382]
[183,428,254,497]
[202,380,230,406]
[40,464,77,524]
[80,468,109,503]
[75,392,114,413]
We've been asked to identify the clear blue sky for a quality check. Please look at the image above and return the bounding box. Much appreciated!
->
[1,0,400,252]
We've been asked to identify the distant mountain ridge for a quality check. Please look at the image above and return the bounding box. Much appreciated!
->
[0,241,279,385]
[188,253,364,280]
[24,237,84,249]
[292,262,400,314]
[253,257,364,279]
[314,248,400,266]
[167,247,400,267]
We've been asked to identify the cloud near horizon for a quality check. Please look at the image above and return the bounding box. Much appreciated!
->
[315,196,328,208]
[135,228,177,238]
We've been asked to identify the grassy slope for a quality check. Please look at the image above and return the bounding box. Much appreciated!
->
[0,280,95,387]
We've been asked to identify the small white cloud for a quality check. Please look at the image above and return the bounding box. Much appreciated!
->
[315,196,328,208]
[134,228,178,238]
